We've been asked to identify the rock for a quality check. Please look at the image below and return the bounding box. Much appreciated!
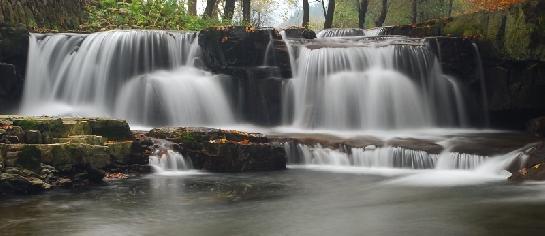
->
[198,142,287,172]
[149,127,286,172]
[5,126,24,142]
[0,116,132,141]
[0,171,50,196]
[16,145,42,171]
[283,27,316,39]
[508,142,545,182]
[527,116,545,137]
[25,130,42,144]
[0,24,28,112]
[56,135,107,145]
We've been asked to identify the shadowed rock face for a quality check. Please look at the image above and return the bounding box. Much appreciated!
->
[198,26,292,126]
[0,24,28,113]
[148,127,287,172]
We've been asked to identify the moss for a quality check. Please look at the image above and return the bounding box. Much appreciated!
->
[87,119,131,141]
[16,145,42,171]
[107,141,133,164]
[504,7,532,60]
[12,118,66,140]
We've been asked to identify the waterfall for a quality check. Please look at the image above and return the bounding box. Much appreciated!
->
[21,30,235,127]
[286,143,492,170]
[472,43,490,127]
[317,28,366,38]
[283,39,466,129]
[149,139,193,173]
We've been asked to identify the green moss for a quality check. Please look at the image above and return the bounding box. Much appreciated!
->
[16,145,42,171]
[87,119,132,141]
[504,7,532,60]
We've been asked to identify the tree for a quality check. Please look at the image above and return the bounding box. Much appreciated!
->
[303,0,310,28]
[188,0,197,16]
[319,0,335,29]
[375,0,388,27]
[224,0,236,21]
[411,0,417,24]
[204,0,218,18]
[243,0,251,23]
[358,0,368,29]
[447,0,454,17]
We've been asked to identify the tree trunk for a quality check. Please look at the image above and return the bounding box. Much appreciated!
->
[243,0,251,23]
[188,0,197,16]
[204,0,217,18]
[411,0,417,24]
[448,0,454,17]
[303,0,310,28]
[375,0,388,27]
[323,0,335,29]
[224,0,236,21]
[358,0,368,29]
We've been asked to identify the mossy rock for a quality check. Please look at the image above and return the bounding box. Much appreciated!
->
[86,119,131,141]
[106,141,133,164]
[55,135,107,145]
[37,143,111,172]
[16,145,42,171]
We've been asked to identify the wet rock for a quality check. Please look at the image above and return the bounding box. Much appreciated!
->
[0,24,28,112]
[0,170,50,196]
[56,135,107,145]
[527,116,545,137]
[25,130,42,144]
[16,145,42,171]
[6,126,24,142]
[508,142,545,182]
[283,27,317,39]
[148,127,286,172]
[199,26,291,77]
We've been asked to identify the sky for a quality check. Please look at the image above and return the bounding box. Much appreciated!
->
[193,0,308,27]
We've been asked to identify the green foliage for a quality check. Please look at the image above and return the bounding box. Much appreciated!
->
[81,0,228,31]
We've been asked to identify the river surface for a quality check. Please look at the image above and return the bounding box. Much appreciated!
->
[1,168,545,236]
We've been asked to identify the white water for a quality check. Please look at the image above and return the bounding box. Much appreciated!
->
[21,30,234,127]
[283,41,468,129]
[317,28,366,38]
[286,143,522,186]
[148,139,199,175]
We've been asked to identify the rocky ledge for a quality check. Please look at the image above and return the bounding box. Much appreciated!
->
[0,116,153,197]
[508,141,545,182]
[147,127,287,172]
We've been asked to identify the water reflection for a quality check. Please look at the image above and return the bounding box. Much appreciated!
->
[1,170,545,236]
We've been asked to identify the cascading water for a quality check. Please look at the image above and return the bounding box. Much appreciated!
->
[286,143,487,170]
[21,30,235,127]
[285,142,525,185]
[149,139,193,173]
[317,28,366,38]
[282,37,469,129]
